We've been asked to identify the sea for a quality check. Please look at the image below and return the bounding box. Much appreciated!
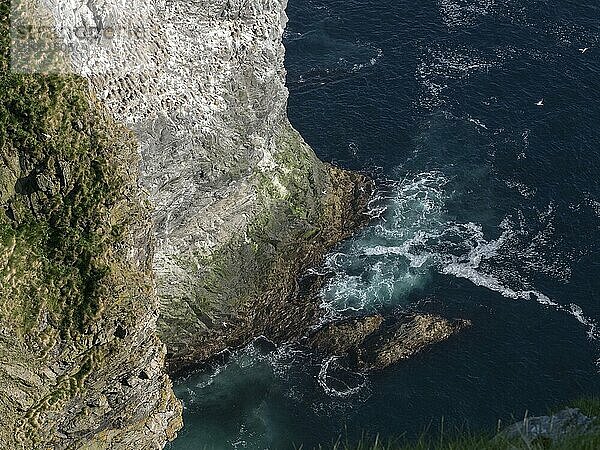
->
[169,0,600,448]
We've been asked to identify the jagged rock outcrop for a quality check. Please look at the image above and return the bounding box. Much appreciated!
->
[0,2,181,447]
[37,0,373,372]
[309,314,470,371]
[309,314,385,356]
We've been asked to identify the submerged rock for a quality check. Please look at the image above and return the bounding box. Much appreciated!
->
[308,313,470,371]
[498,408,596,446]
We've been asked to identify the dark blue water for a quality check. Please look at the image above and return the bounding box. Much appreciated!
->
[171,1,600,448]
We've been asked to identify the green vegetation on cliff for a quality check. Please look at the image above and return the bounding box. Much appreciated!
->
[0,66,143,338]
[0,0,145,336]
[0,1,181,447]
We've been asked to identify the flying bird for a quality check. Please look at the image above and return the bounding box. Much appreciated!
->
[536,99,544,106]
[579,47,590,53]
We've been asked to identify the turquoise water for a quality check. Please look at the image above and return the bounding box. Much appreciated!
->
[170,0,600,448]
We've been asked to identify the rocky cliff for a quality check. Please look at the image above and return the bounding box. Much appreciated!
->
[1,0,371,446]
[38,0,373,373]
[0,1,182,448]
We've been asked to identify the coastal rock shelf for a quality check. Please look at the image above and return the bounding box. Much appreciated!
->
[309,314,471,371]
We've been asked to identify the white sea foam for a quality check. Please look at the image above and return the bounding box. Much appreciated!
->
[467,116,489,130]
[438,0,497,29]
[319,170,600,358]
[415,45,506,110]
[585,194,600,219]
[351,46,383,73]
[317,356,368,397]
[437,0,538,31]
[504,179,536,198]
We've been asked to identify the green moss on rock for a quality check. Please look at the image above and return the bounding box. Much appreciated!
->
[0,1,181,447]
[161,122,374,372]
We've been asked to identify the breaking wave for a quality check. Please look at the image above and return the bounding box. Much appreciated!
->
[320,170,600,347]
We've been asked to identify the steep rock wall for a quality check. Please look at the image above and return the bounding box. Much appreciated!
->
[0,2,181,447]
[1,0,372,445]
[43,0,373,372]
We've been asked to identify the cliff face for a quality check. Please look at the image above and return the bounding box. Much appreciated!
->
[1,0,370,446]
[42,0,373,372]
[0,2,182,448]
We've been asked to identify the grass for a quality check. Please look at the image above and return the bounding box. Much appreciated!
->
[302,397,600,450]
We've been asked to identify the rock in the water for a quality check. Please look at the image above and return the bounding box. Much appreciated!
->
[308,314,384,355]
[357,314,470,370]
[308,313,470,371]
[498,408,596,446]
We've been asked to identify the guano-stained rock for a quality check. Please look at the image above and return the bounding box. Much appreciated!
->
[38,0,374,372]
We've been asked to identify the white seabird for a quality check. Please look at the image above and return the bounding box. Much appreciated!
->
[579,47,590,53]
[536,99,544,106]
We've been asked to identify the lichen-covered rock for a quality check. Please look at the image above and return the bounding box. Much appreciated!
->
[0,2,181,447]
[38,0,374,372]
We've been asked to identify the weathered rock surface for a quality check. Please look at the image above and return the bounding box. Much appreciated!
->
[0,3,181,448]
[498,408,597,447]
[308,314,385,355]
[3,0,372,446]
[309,313,470,371]
[38,0,374,372]
[358,314,470,370]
